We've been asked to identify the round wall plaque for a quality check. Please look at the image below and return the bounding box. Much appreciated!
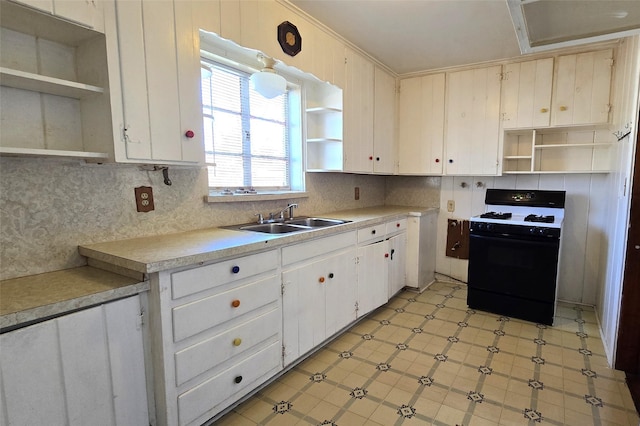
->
[278,21,302,57]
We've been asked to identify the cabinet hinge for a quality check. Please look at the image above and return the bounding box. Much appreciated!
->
[606,104,612,112]
[355,301,359,313]
[608,58,614,67]
[281,282,285,296]
[355,256,360,265]
[137,308,145,329]
[282,345,286,362]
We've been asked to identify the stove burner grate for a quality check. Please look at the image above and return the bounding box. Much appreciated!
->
[524,214,555,223]
[480,212,512,220]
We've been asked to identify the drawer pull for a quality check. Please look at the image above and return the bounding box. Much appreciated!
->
[396,223,400,227]
[318,276,325,283]
[231,299,241,308]
[234,376,243,384]
[371,229,376,235]
[231,265,240,274]
[233,338,242,346]
[328,273,334,279]
[540,108,549,113]
[559,106,568,111]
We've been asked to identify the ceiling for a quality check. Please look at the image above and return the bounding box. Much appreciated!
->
[290,0,640,76]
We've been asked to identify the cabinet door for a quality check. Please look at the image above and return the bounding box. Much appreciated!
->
[373,66,396,174]
[324,248,357,336]
[398,73,445,174]
[343,47,374,173]
[9,0,53,14]
[115,0,202,164]
[501,58,553,129]
[282,258,328,364]
[282,249,357,365]
[0,296,149,426]
[552,49,613,126]
[388,232,406,297]
[54,0,101,31]
[357,240,389,317]
[445,65,501,175]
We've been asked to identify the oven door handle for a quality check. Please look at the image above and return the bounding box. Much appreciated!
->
[470,233,560,247]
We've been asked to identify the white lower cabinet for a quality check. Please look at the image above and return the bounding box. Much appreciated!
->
[356,218,407,314]
[282,231,358,365]
[356,238,389,316]
[149,249,281,426]
[0,295,149,426]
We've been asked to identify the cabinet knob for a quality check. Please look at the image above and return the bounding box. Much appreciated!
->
[376,157,380,161]
[231,265,240,274]
[396,223,400,228]
[234,376,243,384]
[559,106,568,111]
[233,338,242,346]
[369,156,373,160]
[231,299,241,308]
[448,159,453,163]
[384,253,389,258]
[540,108,549,113]
[435,158,440,163]
[185,130,195,138]
[328,273,334,279]
[319,276,325,283]
[371,229,376,234]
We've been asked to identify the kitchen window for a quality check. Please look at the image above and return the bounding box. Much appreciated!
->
[201,59,304,196]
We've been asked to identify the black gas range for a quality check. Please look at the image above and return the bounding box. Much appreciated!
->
[467,189,566,325]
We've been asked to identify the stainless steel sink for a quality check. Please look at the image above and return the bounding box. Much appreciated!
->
[239,223,311,234]
[224,217,350,234]
[285,217,349,227]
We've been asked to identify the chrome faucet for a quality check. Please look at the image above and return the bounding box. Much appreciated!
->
[286,203,298,220]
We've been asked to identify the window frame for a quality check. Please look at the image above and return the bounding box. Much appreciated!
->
[201,55,305,197]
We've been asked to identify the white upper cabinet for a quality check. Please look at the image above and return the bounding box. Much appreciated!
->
[397,73,445,175]
[501,58,554,129]
[113,0,204,164]
[552,49,613,127]
[372,66,397,174]
[10,0,103,31]
[445,65,502,175]
[343,47,374,173]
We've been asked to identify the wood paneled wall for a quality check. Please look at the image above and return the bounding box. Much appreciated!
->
[436,173,609,305]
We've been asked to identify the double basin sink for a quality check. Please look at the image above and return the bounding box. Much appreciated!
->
[225,217,350,234]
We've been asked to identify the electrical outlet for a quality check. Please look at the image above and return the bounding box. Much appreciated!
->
[354,187,360,200]
[135,186,154,212]
[447,200,455,212]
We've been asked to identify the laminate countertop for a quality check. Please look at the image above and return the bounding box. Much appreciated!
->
[78,206,437,274]
[2,206,436,330]
[0,266,148,330]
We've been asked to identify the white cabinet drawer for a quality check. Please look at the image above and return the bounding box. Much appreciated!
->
[174,308,281,386]
[172,275,279,342]
[177,341,281,426]
[281,231,356,266]
[386,218,407,234]
[357,223,386,244]
[171,250,278,299]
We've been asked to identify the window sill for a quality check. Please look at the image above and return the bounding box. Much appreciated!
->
[204,191,310,203]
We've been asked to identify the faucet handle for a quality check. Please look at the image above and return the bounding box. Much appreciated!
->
[254,213,264,224]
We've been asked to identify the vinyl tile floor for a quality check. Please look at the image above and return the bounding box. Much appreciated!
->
[216,281,640,425]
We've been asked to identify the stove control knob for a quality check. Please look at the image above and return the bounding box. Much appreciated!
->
[538,228,548,236]
[486,223,495,232]
[529,227,538,235]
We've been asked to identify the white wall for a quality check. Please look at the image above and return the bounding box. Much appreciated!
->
[436,174,609,305]
[596,35,640,365]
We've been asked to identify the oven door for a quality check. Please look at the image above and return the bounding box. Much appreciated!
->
[467,233,560,303]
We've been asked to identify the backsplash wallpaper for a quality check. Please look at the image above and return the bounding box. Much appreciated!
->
[0,157,440,280]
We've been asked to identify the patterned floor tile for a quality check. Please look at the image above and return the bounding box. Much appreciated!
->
[215,282,638,426]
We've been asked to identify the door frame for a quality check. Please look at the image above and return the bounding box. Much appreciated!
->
[615,108,640,373]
